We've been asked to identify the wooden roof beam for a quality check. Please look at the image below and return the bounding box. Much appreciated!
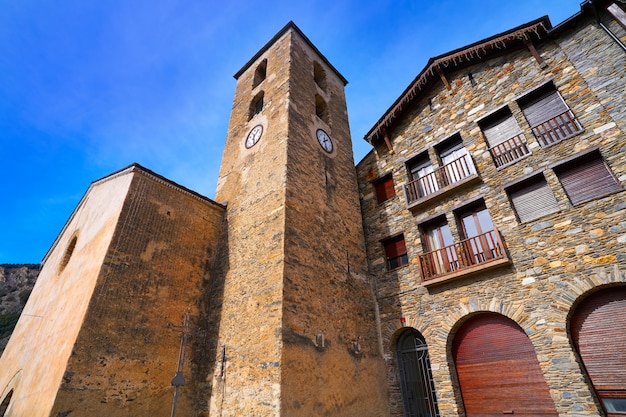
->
[435,66,451,90]
[382,127,394,154]
[523,37,548,68]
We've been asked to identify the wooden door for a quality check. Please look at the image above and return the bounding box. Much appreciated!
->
[571,286,626,416]
[452,313,558,417]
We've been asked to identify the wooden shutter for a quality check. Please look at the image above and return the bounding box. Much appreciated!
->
[520,88,568,127]
[374,174,395,203]
[508,175,560,222]
[571,287,626,411]
[453,313,558,417]
[481,112,522,147]
[571,287,626,389]
[556,152,621,205]
[384,236,406,258]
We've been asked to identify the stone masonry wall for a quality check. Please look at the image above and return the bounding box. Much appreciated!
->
[0,171,135,417]
[210,28,292,417]
[212,24,389,416]
[556,9,626,138]
[280,32,389,417]
[357,15,625,417]
[49,168,225,417]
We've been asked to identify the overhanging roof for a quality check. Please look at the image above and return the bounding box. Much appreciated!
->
[364,16,553,144]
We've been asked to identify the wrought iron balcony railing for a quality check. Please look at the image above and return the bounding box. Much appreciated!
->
[404,154,476,205]
[531,109,583,147]
[489,133,531,168]
[418,229,507,282]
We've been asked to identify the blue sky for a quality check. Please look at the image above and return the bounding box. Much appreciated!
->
[0,1,582,263]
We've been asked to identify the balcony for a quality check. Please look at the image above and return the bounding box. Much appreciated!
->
[404,154,479,208]
[531,109,583,147]
[418,229,510,286]
[489,133,531,169]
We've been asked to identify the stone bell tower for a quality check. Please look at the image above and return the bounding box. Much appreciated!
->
[211,22,388,416]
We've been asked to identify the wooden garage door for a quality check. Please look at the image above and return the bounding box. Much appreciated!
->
[571,286,626,415]
[452,313,557,417]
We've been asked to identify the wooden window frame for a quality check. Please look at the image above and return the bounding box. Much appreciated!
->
[553,150,622,205]
[506,174,560,222]
[517,83,583,147]
[381,234,408,271]
[420,216,452,253]
[373,173,396,204]
[478,107,530,168]
[455,201,493,239]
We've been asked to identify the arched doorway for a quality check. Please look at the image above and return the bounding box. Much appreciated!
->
[396,329,440,417]
[570,286,626,416]
[452,313,557,416]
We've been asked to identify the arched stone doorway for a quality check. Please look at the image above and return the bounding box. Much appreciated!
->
[396,329,440,417]
[570,286,626,416]
[452,312,557,416]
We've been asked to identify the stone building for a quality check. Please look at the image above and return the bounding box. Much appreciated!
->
[0,1,625,416]
[357,1,626,416]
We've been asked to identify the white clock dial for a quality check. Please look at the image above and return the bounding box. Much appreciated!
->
[316,129,333,153]
[245,124,263,149]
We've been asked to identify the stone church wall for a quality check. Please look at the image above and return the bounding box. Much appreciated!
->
[0,171,135,417]
[49,168,226,416]
[0,166,226,417]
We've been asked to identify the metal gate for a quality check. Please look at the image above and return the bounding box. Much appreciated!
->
[397,330,440,417]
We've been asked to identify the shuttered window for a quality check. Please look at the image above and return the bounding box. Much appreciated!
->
[554,151,622,205]
[518,83,582,147]
[570,286,626,415]
[507,175,560,222]
[382,234,408,270]
[481,110,523,147]
[373,173,396,203]
[479,107,530,168]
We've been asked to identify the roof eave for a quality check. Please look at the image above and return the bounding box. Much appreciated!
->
[364,16,553,144]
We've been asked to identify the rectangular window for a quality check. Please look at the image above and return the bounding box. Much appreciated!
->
[554,150,622,205]
[455,202,499,265]
[382,234,408,270]
[479,107,530,168]
[407,153,438,198]
[421,217,458,276]
[404,136,477,205]
[518,83,582,147]
[374,173,396,203]
[436,134,476,183]
[507,175,560,222]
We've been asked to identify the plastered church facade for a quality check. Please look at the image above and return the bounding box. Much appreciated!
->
[1,1,626,416]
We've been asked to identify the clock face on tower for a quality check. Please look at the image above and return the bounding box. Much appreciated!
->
[245,124,263,149]
[316,129,333,153]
